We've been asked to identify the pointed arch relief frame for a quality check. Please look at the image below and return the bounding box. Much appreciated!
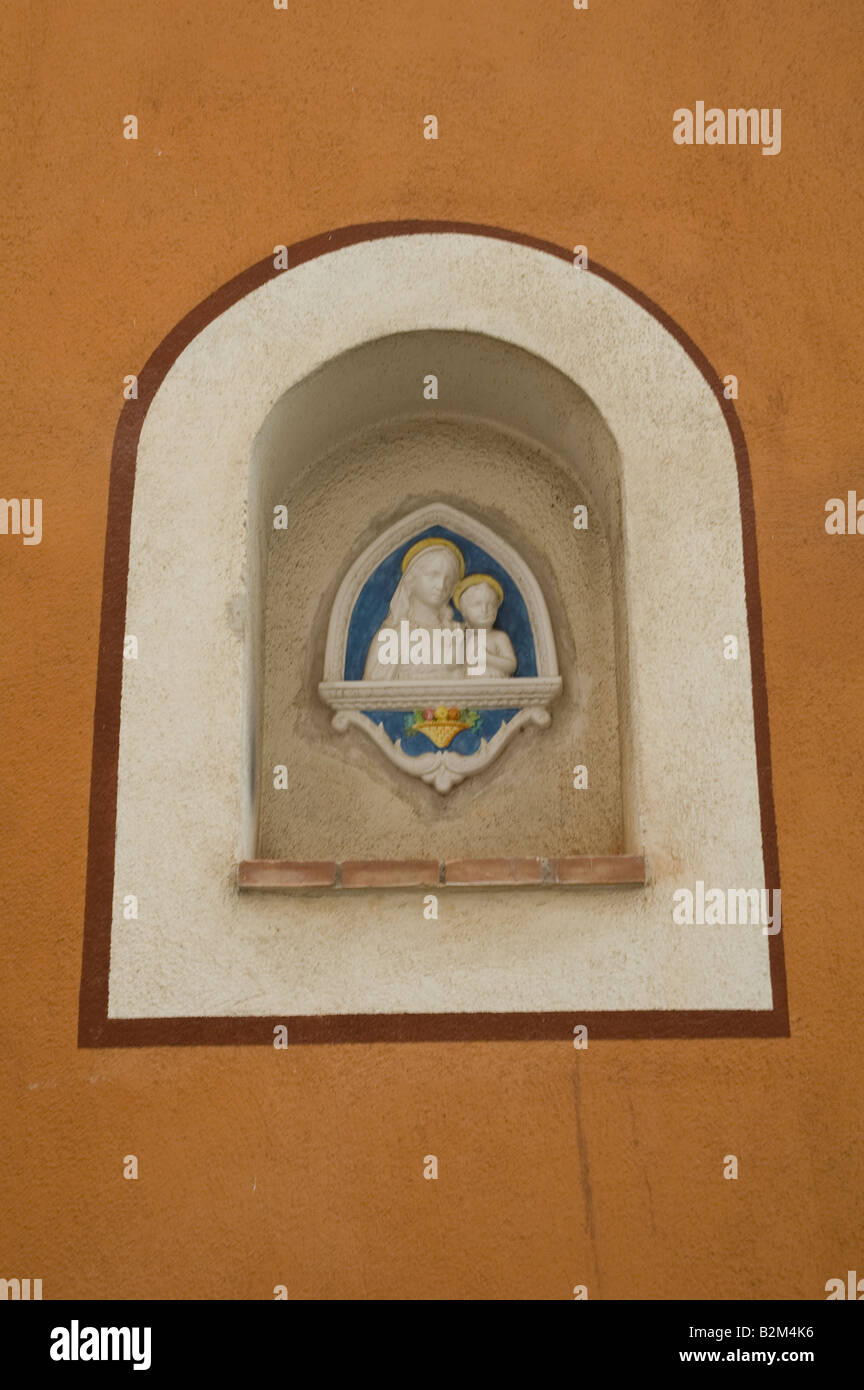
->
[319,503,563,793]
[79,221,787,1046]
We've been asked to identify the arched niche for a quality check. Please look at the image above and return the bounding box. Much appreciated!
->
[251,330,628,841]
[82,224,785,1042]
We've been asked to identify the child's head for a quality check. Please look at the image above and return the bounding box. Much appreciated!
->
[455,574,503,628]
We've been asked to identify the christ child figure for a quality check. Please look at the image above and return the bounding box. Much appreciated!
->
[453,573,517,677]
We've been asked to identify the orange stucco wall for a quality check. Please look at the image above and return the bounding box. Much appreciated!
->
[2,0,862,1299]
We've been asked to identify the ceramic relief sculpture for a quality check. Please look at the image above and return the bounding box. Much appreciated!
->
[319,504,562,793]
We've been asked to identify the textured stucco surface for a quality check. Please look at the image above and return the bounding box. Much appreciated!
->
[3,0,862,1302]
[109,231,770,1018]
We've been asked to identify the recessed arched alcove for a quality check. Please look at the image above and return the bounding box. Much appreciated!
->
[250,329,634,860]
[81,224,784,1042]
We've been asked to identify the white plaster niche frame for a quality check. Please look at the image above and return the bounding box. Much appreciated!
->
[81,224,786,1042]
[319,504,563,794]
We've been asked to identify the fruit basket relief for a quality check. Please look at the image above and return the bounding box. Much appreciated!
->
[404,706,482,749]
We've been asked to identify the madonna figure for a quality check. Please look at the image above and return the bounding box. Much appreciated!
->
[363,537,465,680]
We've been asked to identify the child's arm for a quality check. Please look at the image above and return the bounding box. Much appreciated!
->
[484,631,517,677]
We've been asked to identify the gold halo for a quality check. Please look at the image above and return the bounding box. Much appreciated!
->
[400,536,465,579]
[453,572,504,607]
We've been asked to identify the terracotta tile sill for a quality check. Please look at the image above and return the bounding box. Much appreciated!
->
[238,855,646,890]
[237,860,337,889]
[445,857,543,886]
[341,859,439,888]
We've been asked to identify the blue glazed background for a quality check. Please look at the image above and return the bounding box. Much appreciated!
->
[345,526,537,756]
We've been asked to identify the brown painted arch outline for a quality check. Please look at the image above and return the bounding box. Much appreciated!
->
[78,219,788,1047]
